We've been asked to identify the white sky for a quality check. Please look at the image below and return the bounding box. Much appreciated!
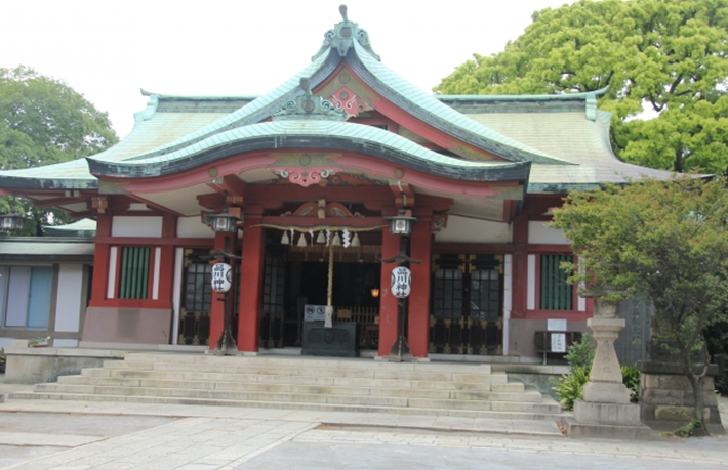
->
[1,0,572,139]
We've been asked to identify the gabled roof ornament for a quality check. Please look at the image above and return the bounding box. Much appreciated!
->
[273,77,348,121]
[312,5,380,62]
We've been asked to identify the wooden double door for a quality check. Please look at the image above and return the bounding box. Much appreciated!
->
[430,254,503,355]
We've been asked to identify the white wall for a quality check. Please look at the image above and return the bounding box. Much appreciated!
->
[177,216,215,239]
[503,254,513,356]
[527,221,570,245]
[54,264,84,333]
[436,216,512,244]
[112,216,163,238]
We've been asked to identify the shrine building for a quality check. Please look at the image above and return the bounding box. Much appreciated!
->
[0,7,670,361]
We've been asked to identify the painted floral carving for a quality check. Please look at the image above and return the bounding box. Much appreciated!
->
[329,86,373,117]
[271,167,339,187]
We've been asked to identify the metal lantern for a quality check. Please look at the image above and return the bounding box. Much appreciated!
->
[207,209,242,233]
[391,266,411,298]
[385,210,416,236]
[211,262,233,293]
[0,213,27,232]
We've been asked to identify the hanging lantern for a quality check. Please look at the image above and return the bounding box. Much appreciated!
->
[385,210,416,236]
[371,288,379,298]
[0,213,27,232]
[207,209,242,233]
[391,266,411,298]
[281,230,290,245]
[211,262,232,293]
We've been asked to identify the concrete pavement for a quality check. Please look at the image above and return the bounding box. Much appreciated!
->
[0,377,726,469]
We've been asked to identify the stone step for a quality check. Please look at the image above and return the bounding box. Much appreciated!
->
[34,383,546,410]
[54,376,540,402]
[79,368,509,390]
[119,353,493,374]
[101,360,499,383]
[7,391,563,422]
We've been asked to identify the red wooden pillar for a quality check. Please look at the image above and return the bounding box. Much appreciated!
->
[158,214,177,303]
[237,213,265,352]
[378,228,400,356]
[89,213,112,305]
[408,217,432,358]
[511,213,529,317]
[208,230,232,350]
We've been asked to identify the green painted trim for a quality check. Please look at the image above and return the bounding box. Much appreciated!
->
[436,86,610,102]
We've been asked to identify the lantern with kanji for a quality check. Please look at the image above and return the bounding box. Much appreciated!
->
[391,266,411,298]
[211,262,232,293]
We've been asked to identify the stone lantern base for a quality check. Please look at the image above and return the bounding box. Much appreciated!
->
[565,302,651,439]
[566,400,650,439]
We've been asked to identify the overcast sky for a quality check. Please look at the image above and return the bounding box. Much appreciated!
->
[1,0,572,139]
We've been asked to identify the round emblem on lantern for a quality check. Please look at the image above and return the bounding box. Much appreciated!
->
[211,262,232,293]
[391,266,411,298]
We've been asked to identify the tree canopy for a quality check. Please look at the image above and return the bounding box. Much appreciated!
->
[435,0,728,174]
[550,175,728,435]
[0,65,118,235]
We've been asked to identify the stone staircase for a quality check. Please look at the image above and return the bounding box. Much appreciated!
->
[9,353,563,420]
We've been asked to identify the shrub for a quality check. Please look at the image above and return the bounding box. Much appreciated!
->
[0,351,5,374]
[553,366,590,411]
[620,364,640,403]
[564,333,595,370]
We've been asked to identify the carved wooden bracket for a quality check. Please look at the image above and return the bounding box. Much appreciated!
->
[271,166,339,187]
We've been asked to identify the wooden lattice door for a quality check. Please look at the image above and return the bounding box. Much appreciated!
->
[430,254,503,355]
[178,250,212,346]
[260,252,286,348]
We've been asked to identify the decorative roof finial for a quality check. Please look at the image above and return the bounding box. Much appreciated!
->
[299,77,312,95]
[273,77,348,122]
[312,5,380,62]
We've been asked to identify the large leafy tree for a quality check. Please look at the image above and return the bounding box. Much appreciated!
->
[551,176,728,436]
[435,0,728,173]
[0,65,118,235]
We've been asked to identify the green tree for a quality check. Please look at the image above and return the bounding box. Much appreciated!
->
[435,0,728,173]
[550,176,728,436]
[0,65,118,235]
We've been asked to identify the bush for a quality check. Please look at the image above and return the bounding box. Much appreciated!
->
[553,366,590,410]
[553,335,641,409]
[621,364,640,403]
[564,333,595,369]
[0,351,5,374]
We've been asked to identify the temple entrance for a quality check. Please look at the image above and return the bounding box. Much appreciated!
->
[430,254,504,355]
[259,235,381,350]
[178,249,240,346]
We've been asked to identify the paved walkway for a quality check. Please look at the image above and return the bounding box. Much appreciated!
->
[0,379,726,469]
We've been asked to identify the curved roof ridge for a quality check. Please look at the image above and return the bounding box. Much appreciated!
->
[121,52,333,162]
[139,88,260,101]
[436,86,610,101]
[350,42,572,165]
[87,120,531,180]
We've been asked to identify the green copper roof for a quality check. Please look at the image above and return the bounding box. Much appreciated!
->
[88,120,530,182]
[114,10,570,167]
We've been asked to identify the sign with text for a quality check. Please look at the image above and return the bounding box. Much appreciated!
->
[211,262,232,293]
[391,266,411,298]
[551,333,567,353]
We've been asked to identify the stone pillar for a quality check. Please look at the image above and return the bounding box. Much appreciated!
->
[566,297,651,439]
[581,298,631,403]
